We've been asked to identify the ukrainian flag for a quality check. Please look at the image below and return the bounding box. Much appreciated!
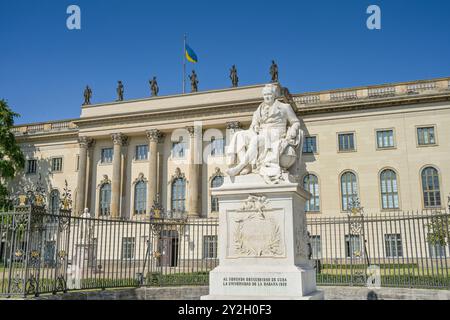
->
[185,44,198,63]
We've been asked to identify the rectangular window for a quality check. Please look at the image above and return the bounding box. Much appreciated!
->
[135,145,148,161]
[384,234,403,257]
[338,133,355,152]
[211,138,224,156]
[428,241,446,258]
[172,141,186,158]
[345,235,362,258]
[211,196,219,212]
[376,130,394,148]
[417,126,436,146]
[26,159,37,174]
[121,237,135,260]
[310,235,321,259]
[203,235,218,259]
[302,136,317,154]
[101,148,113,163]
[51,157,63,172]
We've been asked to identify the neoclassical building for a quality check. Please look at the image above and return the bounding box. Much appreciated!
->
[10,76,450,218]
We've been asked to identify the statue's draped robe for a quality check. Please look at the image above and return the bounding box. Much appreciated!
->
[227,100,302,181]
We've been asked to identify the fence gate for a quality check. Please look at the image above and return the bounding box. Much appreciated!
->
[0,203,71,297]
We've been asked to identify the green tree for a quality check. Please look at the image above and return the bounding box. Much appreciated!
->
[427,215,450,246]
[0,99,25,210]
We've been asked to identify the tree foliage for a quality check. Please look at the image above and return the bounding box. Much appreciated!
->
[427,215,450,246]
[0,99,25,209]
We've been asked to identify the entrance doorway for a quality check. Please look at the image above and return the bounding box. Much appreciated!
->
[158,230,179,267]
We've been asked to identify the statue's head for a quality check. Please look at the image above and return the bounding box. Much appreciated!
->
[262,84,280,105]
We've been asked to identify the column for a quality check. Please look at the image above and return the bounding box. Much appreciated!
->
[85,139,96,210]
[146,129,163,214]
[187,126,202,218]
[76,136,94,216]
[111,133,128,219]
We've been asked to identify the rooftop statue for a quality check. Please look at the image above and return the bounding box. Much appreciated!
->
[83,85,92,105]
[226,83,304,184]
[230,65,238,87]
[149,76,159,96]
[270,60,279,83]
[189,70,199,92]
[116,81,124,101]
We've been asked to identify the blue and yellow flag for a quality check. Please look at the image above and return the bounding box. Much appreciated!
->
[185,44,198,63]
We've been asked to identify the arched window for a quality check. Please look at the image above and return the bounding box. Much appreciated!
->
[100,183,111,216]
[380,169,399,209]
[303,174,320,212]
[134,181,147,214]
[171,178,186,212]
[49,189,60,215]
[211,175,224,212]
[421,167,441,208]
[341,171,358,211]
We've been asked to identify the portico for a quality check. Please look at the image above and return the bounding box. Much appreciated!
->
[72,84,269,219]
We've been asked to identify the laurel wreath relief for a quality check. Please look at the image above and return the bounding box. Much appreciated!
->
[233,214,283,257]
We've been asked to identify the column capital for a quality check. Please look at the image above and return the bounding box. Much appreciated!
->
[111,133,128,146]
[78,136,95,148]
[146,129,163,143]
[226,121,242,130]
[186,126,202,138]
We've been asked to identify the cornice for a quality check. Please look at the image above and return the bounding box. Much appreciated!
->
[15,131,79,142]
[74,100,260,128]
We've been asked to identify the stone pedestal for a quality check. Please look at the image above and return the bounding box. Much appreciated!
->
[201,173,323,300]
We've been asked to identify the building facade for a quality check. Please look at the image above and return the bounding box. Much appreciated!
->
[10,77,450,219]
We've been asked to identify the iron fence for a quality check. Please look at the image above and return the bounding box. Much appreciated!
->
[0,205,218,297]
[308,210,450,289]
[1,206,449,298]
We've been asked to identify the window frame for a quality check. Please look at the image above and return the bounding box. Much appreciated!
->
[49,189,60,214]
[416,125,438,147]
[339,171,359,212]
[121,237,135,260]
[171,138,186,159]
[100,147,114,164]
[171,177,186,213]
[26,159,37,175]
[420,166,442,209]
[134,144,149,162]
[99,183,112,216]
[375,128,396,150]
[302,135,318,155]
[202,235,218,259]
[345,234,362,258]
[134,180,147,215]
[303,173,321,213]
[384,233,403,258]
[210,137,225,157]
[50,156,63,173]
[427,239,447,258]
[337,131,357,153]
[379,168,400,210]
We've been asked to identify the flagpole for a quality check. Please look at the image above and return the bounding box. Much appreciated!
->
[183,34,186,94]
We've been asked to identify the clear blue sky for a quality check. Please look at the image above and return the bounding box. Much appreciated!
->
[1,0,449,124]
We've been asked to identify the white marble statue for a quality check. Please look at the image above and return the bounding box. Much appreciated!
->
[226,83,304,183]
